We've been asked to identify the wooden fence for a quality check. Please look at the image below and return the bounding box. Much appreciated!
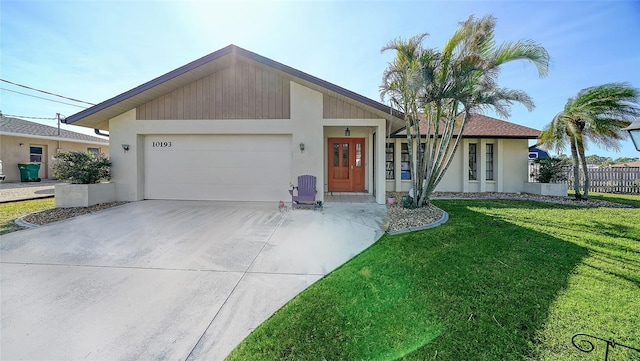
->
[529,162,640,194]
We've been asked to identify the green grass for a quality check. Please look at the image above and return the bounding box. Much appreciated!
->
[228,194,640,361]
[0,198,55,235]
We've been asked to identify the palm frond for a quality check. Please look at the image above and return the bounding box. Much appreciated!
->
[491,40,550,77]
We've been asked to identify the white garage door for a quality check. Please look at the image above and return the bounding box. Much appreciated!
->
[144,134,292,201]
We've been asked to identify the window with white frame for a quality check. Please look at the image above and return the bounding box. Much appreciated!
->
[87,147,100,158]
[385,143,394,180]
[486,143,494,180]
[469,143,477,180]
[399,143,427,180]
[30,146,43,162]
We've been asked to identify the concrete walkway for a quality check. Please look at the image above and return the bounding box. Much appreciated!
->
[0,200,386,360]
[0,180,56,203]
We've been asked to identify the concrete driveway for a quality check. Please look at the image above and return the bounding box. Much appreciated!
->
[0,200,386,360]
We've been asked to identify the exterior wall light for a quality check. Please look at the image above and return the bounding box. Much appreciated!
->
[299,142,305,152]
[622,119,640,152]
[345,127,351,136]
[122,144,130,152]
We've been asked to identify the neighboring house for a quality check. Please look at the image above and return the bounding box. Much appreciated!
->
[64,44,539,204]
[528,145,550,160]
[610,160,640,168]
[0,116,109,182]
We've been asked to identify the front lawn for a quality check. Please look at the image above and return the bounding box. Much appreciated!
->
[228,197,640,360]
[568,190,640,208]
[0,198,55,235]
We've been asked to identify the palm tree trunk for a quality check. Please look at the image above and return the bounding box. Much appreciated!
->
[570,138,582,199]
[577,141,590,199]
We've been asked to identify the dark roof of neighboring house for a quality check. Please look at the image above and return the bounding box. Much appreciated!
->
[529,144,549,158]
[0,116,109,143]
[528,145,550,158]
[391,113,541,139]
[64,44,404,128]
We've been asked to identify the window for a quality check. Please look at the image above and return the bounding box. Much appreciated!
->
[468,143,477,180]
[400,143,411,179]
[87,147,100,157]
[30,146,43,163]
[486,143,494,180]
[342,143,349,167]
[385,143,394,179]
[398,143,427,180]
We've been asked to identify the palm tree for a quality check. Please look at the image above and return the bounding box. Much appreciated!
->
[539,83,640,199]
[381,15,549,207]
[380,33,428,197]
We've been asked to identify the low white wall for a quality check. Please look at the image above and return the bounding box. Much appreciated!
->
[55,183,116,208]
[523,182,568,197]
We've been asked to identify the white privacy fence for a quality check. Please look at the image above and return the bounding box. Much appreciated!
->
[529,162,640,194]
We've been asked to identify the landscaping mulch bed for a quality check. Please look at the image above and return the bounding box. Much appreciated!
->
[22,202,128,225]
[385,191,631,233]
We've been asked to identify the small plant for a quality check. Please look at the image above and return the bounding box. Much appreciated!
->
[387,192,396,205]
[531,157,569,183]
[402,195,414,209]
[52,151,111,184]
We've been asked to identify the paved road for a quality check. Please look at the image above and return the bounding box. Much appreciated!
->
[0,180,56,203]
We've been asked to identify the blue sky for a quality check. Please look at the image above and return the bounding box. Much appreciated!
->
[2,0,639,158]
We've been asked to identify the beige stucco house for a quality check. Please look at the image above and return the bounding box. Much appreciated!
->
[0,116,109,182]
[64,45,539,205]
[387,114,540,194]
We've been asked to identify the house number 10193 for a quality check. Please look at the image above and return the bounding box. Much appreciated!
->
[152,141,172,148]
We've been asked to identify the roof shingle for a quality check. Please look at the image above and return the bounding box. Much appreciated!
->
[392,113,540,139]
[0,116,109,143]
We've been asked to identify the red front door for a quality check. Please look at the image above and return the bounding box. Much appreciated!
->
[328,138,365,192]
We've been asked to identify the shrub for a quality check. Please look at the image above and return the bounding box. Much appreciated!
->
[531,157,569,183]
[52,151,111,184]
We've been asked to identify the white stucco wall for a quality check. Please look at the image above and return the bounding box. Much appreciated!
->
[500,139,530,193]
[107,81,387,204]
[289,82,324,191]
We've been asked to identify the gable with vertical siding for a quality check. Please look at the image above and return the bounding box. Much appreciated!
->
[136,59,291,120]
[323,94,380,119]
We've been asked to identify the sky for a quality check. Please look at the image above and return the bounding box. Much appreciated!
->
[1,0,639,158]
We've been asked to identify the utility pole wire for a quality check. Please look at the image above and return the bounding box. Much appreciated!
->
[1,78,96,106]
[0,87,88,108]
[2,114,57,120]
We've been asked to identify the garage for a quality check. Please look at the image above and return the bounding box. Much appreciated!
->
[144,134,292,201]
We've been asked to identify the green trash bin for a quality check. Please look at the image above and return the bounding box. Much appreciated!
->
[18,162,41,182]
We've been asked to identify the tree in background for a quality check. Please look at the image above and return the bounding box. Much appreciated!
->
[539,83,640,199]
[584,154,611,167]
[380,15,549,207]
[613,156,640,164]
